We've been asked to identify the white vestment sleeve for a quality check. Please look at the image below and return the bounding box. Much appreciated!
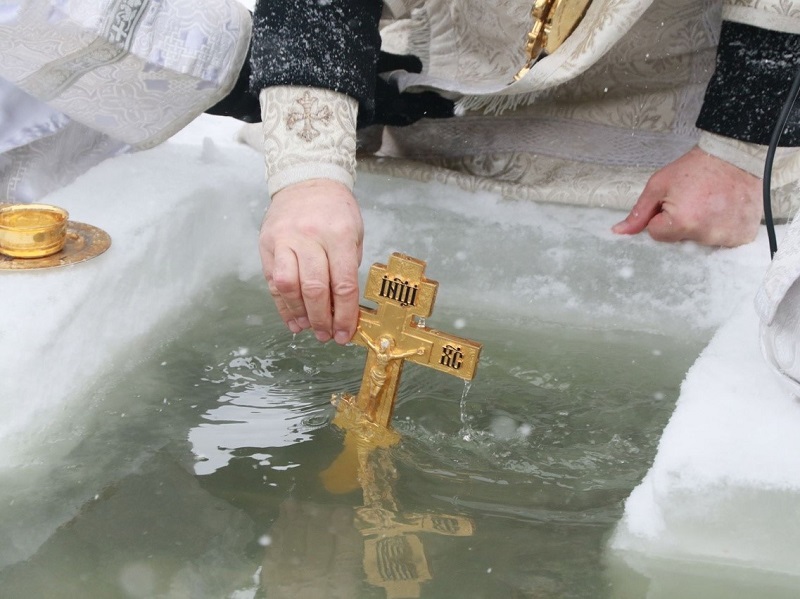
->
[0,0,251,149]
[698,132,800,187]
[723,0,800,35]
[259,87,358,197]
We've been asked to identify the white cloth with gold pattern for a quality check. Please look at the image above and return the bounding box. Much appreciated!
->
[0,0,250,202]
[259,87,358,197]
[359,0,800,218]
[0,0,251,149]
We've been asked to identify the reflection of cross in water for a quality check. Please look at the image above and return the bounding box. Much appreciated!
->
[349,253,482,429]
[286,90,332,142]
[355,444,473,599]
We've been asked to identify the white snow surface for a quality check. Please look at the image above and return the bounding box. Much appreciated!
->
[611,300,800,577]
[1,113,798,579]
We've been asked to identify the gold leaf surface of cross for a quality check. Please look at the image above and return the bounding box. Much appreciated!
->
[350,253,482,429]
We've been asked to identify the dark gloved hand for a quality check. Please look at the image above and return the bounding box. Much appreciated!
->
[366,75,455,128]
[207,50,455,127]
[363,51,455,128]
[205,49,260,122]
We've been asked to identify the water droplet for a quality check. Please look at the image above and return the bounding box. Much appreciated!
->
[517,423,533,438]
[459,381,475,440]
[490,415,518,440]
[303,413,330,427]
[245,314,264,326]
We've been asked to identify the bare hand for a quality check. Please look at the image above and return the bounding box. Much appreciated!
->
[612,146,762,247]
[260,179,364,344]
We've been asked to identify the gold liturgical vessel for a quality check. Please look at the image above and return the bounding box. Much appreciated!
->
[0,203,111,270]
[322,253,481,598]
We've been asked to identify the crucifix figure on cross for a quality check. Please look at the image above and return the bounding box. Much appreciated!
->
[357,329,426,416]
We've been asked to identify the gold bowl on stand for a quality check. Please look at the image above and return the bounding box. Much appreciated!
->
[0,204,69,258]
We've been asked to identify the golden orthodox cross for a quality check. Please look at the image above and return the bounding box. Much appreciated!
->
[321,255,480,596]
[347,253,481,429]
[324,253,481,492]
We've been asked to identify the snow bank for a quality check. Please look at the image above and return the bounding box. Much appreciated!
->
[0,117,264,467]
[611,297,800,580]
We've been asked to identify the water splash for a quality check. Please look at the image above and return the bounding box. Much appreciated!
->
[302,413,331,428]
[459,380,475,441]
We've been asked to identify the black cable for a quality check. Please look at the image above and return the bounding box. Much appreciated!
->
[764,62,800,259]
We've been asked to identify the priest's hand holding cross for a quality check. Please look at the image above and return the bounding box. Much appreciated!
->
[260,179,364,345]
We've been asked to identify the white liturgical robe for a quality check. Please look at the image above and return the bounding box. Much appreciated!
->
[0,0,251,201]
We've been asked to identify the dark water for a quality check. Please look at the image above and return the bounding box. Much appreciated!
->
[0,276,703,599]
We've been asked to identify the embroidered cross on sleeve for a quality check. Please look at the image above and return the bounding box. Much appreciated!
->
[260,86,358,197]
[286,91,333,142]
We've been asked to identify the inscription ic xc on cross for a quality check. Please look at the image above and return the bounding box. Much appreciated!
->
[351,253,482,429]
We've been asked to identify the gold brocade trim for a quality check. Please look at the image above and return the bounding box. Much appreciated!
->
[514,0,593,80]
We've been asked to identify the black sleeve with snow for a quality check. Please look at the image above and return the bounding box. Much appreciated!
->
[696,21,800,146]
[249,0,383,123]
[206,47,260,122]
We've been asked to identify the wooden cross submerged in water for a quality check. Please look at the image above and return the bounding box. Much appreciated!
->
[332,253,482,440]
